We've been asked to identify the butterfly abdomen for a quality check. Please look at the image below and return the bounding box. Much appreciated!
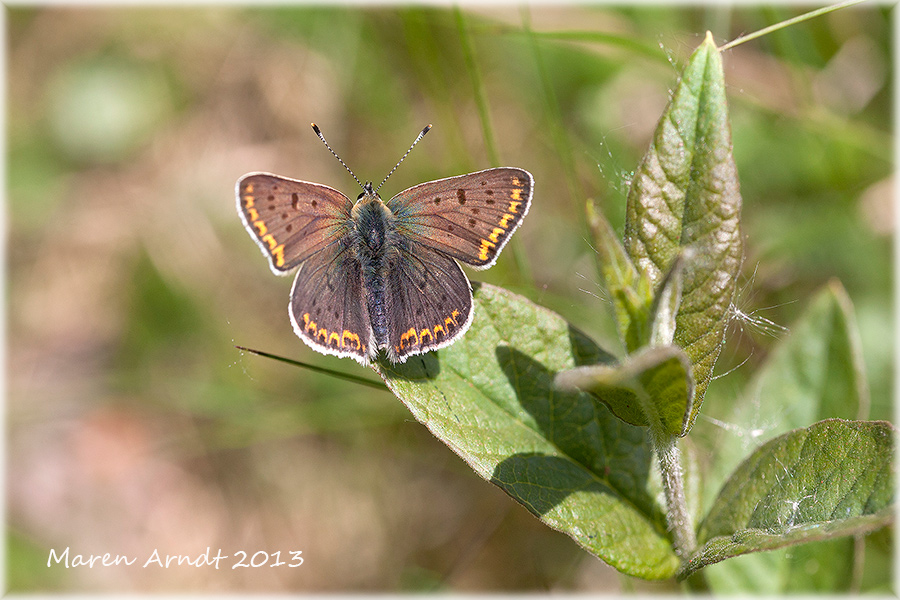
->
[353,197,399,352]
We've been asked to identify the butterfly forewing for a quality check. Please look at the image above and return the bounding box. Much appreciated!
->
[236,173,353,275]
[289,237,372,363]
[383,241,474,362]
[386,168,533,270]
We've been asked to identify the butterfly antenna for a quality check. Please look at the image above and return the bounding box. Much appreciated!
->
[375,124,432,193]
[311,123,364,190]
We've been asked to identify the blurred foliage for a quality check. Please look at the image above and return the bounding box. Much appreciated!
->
[6,5,892,593]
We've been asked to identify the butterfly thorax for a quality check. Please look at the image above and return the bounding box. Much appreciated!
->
[351,189,400,350]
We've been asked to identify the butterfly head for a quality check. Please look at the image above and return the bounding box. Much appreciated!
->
[355,181,385,211]
[358,181,377,200]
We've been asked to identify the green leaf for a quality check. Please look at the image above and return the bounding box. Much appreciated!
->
[586,200,648,350]
[587,200,688,354]
[682,419,895,579]
[622,32,742,429]
[612,285,652,353]
[703,282,875,592]
[704,537,858,594]
[555,345,694,437]
[711,281,871,503]
[744,280,868,425]
[375,283,680,580]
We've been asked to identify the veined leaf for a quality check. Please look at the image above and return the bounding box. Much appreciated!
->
[682,419,895,579]
[376,283,680,579]
[704,281,874,591]
[710,281,871,505]
[622,32,742,430]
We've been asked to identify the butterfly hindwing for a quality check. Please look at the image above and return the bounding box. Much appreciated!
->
[289,236,372,364]
[383,241,474,363]
[236,172,353,275]
[386,167,533,270]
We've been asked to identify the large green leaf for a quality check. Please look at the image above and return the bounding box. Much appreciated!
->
[375,283,680,579]
[622,32,742,428]
[704,282,875,591]
[682,419,895,579]
[710,281,870,505]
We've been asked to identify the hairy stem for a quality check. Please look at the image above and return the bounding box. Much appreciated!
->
[651,429,696,560]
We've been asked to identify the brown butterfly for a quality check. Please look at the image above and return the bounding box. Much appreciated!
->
[236,124,532,365]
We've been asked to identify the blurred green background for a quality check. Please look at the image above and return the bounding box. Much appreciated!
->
[7,5,892,593]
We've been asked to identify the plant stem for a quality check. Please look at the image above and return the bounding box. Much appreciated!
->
[520,6,583,204]
[719,0,867,51]
[235,346,388,391]
[651,429,696,561]
[454,7,499,167]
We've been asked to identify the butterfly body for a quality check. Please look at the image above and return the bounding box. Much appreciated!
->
[237,166,533,365]
[349,186,401,351]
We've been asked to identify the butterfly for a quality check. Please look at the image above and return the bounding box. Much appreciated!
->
[236,124,533,365]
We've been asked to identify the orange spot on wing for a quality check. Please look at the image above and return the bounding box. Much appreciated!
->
[303,313,317,334]
[399,328,419,349]
[511,188,522,201]
[254,220,268,236]
[341,330,361,351]
[507,200,522,213]
[262,234,277,250]
[244,195,255,208]
[478,239,496,261]
[273,245,285,267]
[489,228,504,243]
